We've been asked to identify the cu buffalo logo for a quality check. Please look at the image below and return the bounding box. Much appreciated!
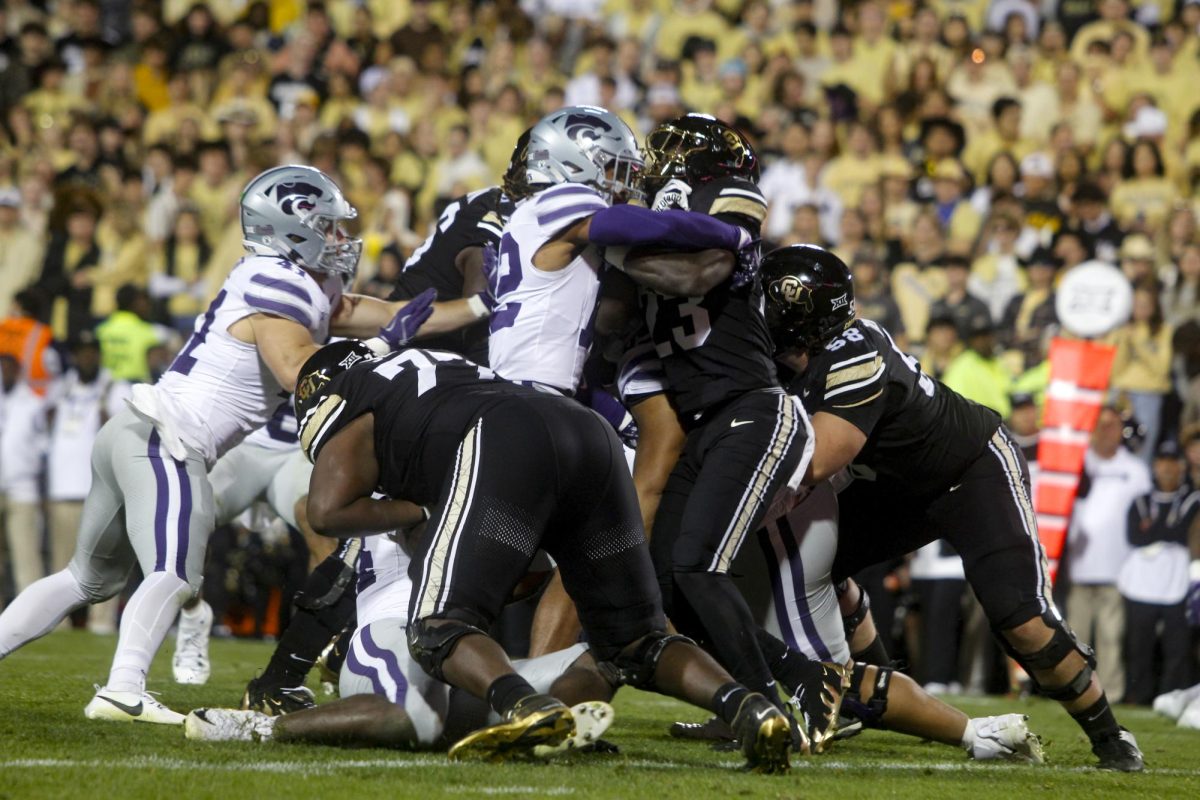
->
[769,275,814,313]
[270,180,325,216]
[295,370,329,403]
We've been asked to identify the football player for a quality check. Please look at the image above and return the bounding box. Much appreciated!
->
[237,135,536,714]
[266,341,795,770]
[0,165,478,723]
[761,244,1144,772]
[618,114,844,745]
[186,528,616,754]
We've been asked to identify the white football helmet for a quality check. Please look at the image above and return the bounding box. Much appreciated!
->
[523,105,644,203]
[240,165,362,277]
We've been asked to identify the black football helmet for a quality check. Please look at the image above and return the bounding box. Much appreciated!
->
[293,340,376,446]
[643,113,759,198]
[761,245,855,352]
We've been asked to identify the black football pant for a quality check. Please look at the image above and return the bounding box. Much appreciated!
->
[833,426,1056,636]
[407,396,664,662]
[651,388,809,699]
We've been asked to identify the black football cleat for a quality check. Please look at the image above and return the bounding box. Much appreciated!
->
[241,676,317,716]
[669,715,735,742]
[730,693,794,774]
[1092,727,1144,772]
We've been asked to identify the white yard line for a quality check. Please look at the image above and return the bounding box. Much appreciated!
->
[1,755,1198,778]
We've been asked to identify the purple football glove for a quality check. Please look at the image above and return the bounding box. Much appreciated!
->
[379,288,436,347]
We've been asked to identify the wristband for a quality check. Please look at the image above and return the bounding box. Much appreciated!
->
[1191,560,1200,582]
[467,294,490,319]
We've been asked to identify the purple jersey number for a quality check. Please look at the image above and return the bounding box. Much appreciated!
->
[489,235,523,332]
[168,289,228,376]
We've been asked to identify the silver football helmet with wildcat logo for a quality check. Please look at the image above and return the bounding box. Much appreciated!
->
[523,105,645,203]
[240,165,362,277]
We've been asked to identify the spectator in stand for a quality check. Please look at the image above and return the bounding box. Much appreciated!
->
[930,256,992,339]
[1108,280,1175,461]
[891,210,949,343]
[971,209,1027,322]
[1000,247,1058,372]
[929,159,982,254]
[1111,137,1177,234]
[94,284,165,384]
[1066,406,1154,703]
[850,251,906,344]
[1185,426,1200,489]
[45,332,128,633]
[39,196,103,341]
[0,188,43,319]
[1070,181,1124,264]
[0,353,48,595]
[1120,440,1200,704]
[1161,242,1200,327]
[1118,234,1157,284]
[919,316,963,381]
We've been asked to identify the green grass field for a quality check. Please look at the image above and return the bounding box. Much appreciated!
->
[1,631,1197,799]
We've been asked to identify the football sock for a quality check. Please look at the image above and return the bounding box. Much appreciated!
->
[107,571,192,694]
[712,682,751,724]
[673,571,779,702]
[487,673,539,718]
[754,628,825,696]
[850,633,890,667]
[1070,694,1121,742]
[260,592,356,688]
[0,569,89,659]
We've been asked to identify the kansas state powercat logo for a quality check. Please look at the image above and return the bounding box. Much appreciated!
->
[769,275,813,312]
[563,113,612,144]
[271,181,324,216]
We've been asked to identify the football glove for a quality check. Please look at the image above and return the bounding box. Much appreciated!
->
[377,288,436,349]
[651,178,692,212]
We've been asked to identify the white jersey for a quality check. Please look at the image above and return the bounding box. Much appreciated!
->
[355,534,414,629]
[243,400,300,451]
[488,184,609,393]
[47,369,128,501]
[138,255,337,466]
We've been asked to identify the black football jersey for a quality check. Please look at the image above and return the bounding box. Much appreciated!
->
[390,187,514,362]
[300,348,541,505]
[641,176,778,425]
[792,319,1001,497]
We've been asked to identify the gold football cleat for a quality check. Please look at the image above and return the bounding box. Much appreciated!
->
[448,694,576,763]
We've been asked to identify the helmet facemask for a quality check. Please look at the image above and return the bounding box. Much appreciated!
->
[643,124,708,197]
[595,151,646,205]
[304,213,363,278]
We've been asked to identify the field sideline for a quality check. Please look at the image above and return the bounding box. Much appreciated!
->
[1,632,1197,799]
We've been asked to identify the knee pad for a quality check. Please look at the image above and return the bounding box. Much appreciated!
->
[406,610,489,682]
[839,580,871,641]
[294,540,361,612]
[597,631,695,690]
[841,662,892,727]
[997,612,1096,702]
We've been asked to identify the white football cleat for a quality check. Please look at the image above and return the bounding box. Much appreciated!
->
[1153,684,1200,721]
[1178,699,1200,730]
[185,708,277,742]
[173,601,213,685]
[533,701,614,758]
[84,687,186,725]
[965,714,1044,763]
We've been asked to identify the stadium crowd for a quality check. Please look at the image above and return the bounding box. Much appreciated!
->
[0,0,1197,708]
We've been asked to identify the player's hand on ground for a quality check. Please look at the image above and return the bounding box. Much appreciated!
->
[380,288,436,347]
